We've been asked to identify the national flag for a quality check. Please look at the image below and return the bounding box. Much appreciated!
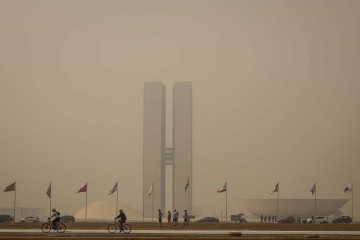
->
[77,183,88,193]
[270,182,279,195]
[148,184,153,198]
[4,182,16,192]
[310,183,316,195]
[109,182,118,195]
[341,184,352,194]
[185,177,190,192]
[217,182,227,193]
[46,182,51,198]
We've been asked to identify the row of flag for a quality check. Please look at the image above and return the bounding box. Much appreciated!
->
[3,181,352,197]
[3,182,119,198]
[270,182,353,195]
[147,177,192,198]
[45,182,118,198]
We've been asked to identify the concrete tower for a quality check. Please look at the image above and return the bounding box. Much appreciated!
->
[143,82,192,219]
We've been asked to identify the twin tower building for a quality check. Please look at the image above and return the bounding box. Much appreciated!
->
[143,82,192,218]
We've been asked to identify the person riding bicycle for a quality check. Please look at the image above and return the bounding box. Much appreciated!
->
[115,209,127,232]
[48,208,60,228]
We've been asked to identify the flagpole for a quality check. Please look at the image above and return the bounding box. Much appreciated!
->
[116,187,119,217]
[314,183,317,224]
[351,182,353,220]
[152,182,154,222]
[50,182,52,216]
[225,183,228,223]
[276,189,279,219]
[14,188,16,222]
[85,189,88,223]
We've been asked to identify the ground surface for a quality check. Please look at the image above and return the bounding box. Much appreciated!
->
[0,222,360,239]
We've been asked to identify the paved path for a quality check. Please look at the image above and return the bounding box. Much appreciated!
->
[1,229,360,236]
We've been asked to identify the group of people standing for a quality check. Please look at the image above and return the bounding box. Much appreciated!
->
[260,214,277,223]
[158,209,189,226]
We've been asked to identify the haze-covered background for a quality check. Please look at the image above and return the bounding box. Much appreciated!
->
[1,0,359,219]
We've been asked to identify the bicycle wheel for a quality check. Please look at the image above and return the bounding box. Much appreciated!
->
[41,223,52,233]
[57,223,66,233]
[107,223,118,233]
[123,223,131,233]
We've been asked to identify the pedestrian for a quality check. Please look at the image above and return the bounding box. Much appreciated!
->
[158,209,163,226]
[183,210,189,226]
[173,209,178,226]
[167,210,172,226]
[261,214,263,223]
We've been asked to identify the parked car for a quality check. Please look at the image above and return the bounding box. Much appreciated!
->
[19,216,40,223]
[60,215,75,222]
[304,216,329,224]
[332,216,352,224]
[0,214,13,223]
[278,216,295,223]
[230,213,247,223]
[197,217,219,223]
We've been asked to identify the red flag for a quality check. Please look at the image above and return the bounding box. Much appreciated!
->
[270,183,279,195]
[341,184,352,194]
[77,183,88,193]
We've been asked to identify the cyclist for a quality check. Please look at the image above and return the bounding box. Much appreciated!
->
[48,208,60,228]
[115,209,127,232]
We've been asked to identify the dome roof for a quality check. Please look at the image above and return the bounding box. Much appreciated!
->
[74,199,142,221]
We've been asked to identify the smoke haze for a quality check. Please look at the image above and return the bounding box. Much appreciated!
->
[0,0,359,218]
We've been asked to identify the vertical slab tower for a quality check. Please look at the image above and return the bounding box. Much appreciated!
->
[143,82,192,219]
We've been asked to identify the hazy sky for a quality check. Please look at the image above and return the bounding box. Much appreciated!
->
[1,0,359,219]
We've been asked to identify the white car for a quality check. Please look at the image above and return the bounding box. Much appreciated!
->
[304,216,329,224]
[19,216,40,223]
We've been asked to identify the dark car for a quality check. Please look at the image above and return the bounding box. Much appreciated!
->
[197,217,219,223]
[278,216,295,223]
[332,216,352,224]
[60,215,75,222]
[0,214,13,223]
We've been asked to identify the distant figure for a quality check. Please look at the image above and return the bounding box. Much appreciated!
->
[272,216,275,223]
[261,214,263,223]
[158,209,163,226]
[268,216,271,223]
[173,209,179,225]
[183,210,189,226]
[167,211,172,226]
[264,215,266,223]
[48,208,60,228]
[115,209,127,232]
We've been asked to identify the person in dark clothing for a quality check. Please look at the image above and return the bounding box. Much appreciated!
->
[167,211,172,226]
[48,208,60,228]
[158,209,163,226]
[183,210,189,226]
[115,209,127,232]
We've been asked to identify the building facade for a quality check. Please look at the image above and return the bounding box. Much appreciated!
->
[143,82,192,219]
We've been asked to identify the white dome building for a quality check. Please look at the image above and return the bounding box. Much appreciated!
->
[74,199,142,221]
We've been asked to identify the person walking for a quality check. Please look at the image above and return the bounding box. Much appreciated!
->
[173,210,178,226]
[158,209,163,226]
[183,210,189,226]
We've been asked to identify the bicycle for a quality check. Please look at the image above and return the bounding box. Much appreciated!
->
[41,219,66,233]
[107,221,131,233]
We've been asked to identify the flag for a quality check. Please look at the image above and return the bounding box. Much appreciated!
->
[341,184,352,194]
[310,183,316,195]
[4,182,16,192]
[46,182,51,198]
[148,184,153,198]
[77,183,88,193]
[109,182,118,195]
[217,182,227,193]
[185,177,190,192]
[270,182,279,195]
